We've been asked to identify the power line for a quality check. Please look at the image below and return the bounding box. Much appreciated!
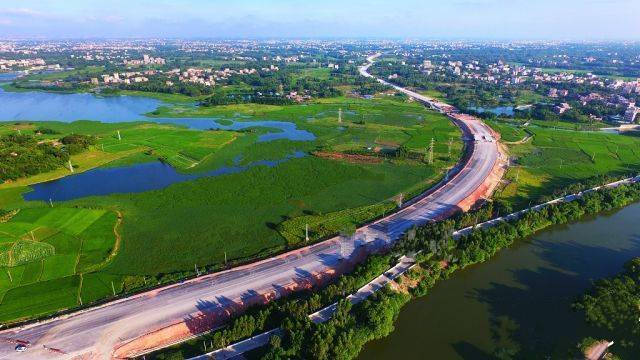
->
[428,138,435,165]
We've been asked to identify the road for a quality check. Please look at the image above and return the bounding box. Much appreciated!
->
[197,256,417,360]
[0,54,502,360]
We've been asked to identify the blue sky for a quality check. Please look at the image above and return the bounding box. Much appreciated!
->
[0,0,638,40]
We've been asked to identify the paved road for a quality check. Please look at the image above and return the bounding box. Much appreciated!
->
[196,256,417,360]
[0,55,501,360]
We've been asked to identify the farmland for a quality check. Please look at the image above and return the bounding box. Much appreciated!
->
[0,207,118,322]
[489,120,640,208]
[0,94,464,322]
[2,73,639,327]
[0,121,241,189]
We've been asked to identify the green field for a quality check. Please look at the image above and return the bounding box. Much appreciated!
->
[0,207,118,321]
[0,121,240,189]
[489,120,640,208]
[5,94,640,324]
[0,95,464,323]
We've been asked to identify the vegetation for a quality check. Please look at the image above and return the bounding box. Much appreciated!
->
[0,95,463,323]
[143,181,640,360]
[0,207,118,321]
[142,254,400,360]
[488,120,640,209]
[264,182,640,359]
[0,133,69,182]
[574,257,640,353]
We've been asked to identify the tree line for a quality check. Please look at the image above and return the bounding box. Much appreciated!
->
[146,181,640,360]
[0,133,95,181]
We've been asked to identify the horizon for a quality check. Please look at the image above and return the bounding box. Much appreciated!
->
[1,0,639,41]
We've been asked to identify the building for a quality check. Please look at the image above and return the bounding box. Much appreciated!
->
[623,103,639,123]
[554,103,571,114]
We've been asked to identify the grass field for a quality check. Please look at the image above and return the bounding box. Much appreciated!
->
[4,91,640,324]
[0,207,118,321]
[0,94,463,322]
[489,120,640,208]
[0,121,241,188]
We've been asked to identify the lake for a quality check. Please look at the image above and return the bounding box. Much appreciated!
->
[0,86,315,142]
[359,202,640,359]
[24,151,306,202]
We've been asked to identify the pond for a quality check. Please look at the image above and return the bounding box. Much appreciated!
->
[359,202,640,359]
[468,106,515,117]
[23,151,306,202]
[0,87,315,142]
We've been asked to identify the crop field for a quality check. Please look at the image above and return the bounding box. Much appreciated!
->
[489,120,640,208]
[0,207,118,321]
[4,92,640,324]
[0,95,464,322]
[0,121,241,188]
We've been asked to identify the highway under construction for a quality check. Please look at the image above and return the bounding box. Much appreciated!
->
[0,54,506,360]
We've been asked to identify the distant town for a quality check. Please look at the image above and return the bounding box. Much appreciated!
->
[1,40,638,125]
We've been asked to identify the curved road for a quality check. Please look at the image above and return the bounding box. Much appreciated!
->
[0,54,501,360]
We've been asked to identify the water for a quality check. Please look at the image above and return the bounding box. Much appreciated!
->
[359,203,640,359]
[150,118,315,142]
[23,151,306,202]
[0,72,21,82]
[469,106,515,117]
[0,87,315,142]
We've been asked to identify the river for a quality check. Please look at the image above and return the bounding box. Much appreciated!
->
[359,203,640,359]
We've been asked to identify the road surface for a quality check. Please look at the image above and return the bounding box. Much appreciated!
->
[0,54,502,360]
[195,256,417,360]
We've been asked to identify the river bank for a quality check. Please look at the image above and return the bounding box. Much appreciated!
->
[360,196,640,359]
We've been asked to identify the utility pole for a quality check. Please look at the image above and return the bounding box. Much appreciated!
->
[340,237,349,260]
[111,281,116,296]
[338,108,342,123]
[117,130,121,141]
[305,223,309,242]
[224,251,227,266]
[49,198,53,208]
[68,159,74,173]
[428,138,435,165]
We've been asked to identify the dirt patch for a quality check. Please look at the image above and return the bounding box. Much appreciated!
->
[374,140,400,147]
[0,209,19,223]
[112,266,345,359]
[457,142,508,211]
[313,151,383,164]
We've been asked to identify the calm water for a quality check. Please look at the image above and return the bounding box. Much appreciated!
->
[469,106,515,117]
[359,203,640,359]
[0,72,21,82]
[24,151,306,202]
[0,87,315,142]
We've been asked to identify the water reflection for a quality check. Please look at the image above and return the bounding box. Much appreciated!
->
[0,87,315,142]
[359,204,640,359]
[24,151,306,202]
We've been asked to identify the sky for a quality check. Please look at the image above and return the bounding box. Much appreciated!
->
[0,0,639,40]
